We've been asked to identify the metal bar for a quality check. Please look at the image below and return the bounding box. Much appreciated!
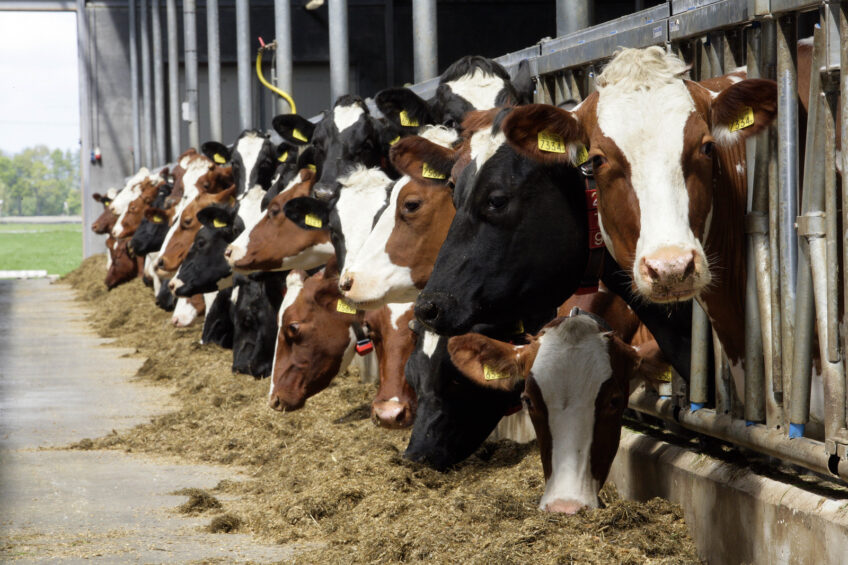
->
[776,15,799,419]
[207,0,222,141]
[629,388,848,482]
[0,0,75,10]
[412,0,438,83]
[236,0,252,129]
[328,0,349,104]
[76,0,95,257]
[166,0,180,160]
[184,0,199,149]
[140,0,153,165]
[841,0,848,429]
[557,0,592,37]
[129,0,141,169]
[713,332,732,415]
[690,301,710,410]
[152,0,166,165]
[275,0,294,114]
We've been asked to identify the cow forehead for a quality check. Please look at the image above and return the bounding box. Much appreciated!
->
[444,69,505,110]
[333,104,366,132]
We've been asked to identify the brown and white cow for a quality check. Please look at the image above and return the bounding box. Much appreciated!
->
[91,190,119,235]
[449,312,651,513]
[112,174,166,240]
[171,293,208,327]
[502,46,778,364]
[104,238,145,290]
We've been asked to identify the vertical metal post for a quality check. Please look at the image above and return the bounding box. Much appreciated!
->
[77,0,96,257]
[166,0,180,160]
[275,0,294,114]
[129,0,141,170]
[184,0,200,149]
[152,0,166,165]
[776,15,799,420]
[556,0,591,37]
[412,0,438,83]
[207,0,222,141]
[840,0,848,431]
[689,301,710,411]
[384,0,395,89]
[328,0,349,104]
[140,0,153,165]
[236,0,252,129]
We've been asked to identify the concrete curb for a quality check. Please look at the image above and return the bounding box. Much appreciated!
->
[609,428,848,564]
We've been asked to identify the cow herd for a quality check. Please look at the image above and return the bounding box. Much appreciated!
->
[90,46,794,514]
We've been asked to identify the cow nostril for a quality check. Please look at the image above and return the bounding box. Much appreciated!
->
[224,247,232,258]
[339,275,353,292]
[156,258,165,269]
[416,300,440,323]
[268,395,281,411]
[641,257,660,282]
[683,252,696,279]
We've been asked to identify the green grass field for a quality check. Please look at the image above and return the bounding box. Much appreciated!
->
[0,223,83,276]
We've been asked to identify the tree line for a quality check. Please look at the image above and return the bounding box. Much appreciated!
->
[0,146,81,216]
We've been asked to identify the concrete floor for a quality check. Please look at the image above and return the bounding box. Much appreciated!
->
[0,279,297,564]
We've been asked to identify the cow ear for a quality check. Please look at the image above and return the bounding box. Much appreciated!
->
[502,104,588,166]
[272,114,315,146]
[93,192,104,202]
[197,205,233,230]
[296,146,317,173]
[276,142,297,164]
[710,78,777,146]
[375,87,435,132]
[144,207,169,225]
[283,196,330,231]
[511,59,535,105]
[201,141,231,165]
[389,136,457,184]
[158,166,170,179]
[447,334,539,392]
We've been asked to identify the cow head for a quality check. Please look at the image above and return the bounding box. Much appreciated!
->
[232,275,285,378]
[91,190,119,234]
[104,238,143,290]
[171,294,206,327]
[260,142,303,210]
[366,302,418,428]
[449,313,640,513]
[503,47,777,303]
[202,130,278,197]
[112,177,162,239]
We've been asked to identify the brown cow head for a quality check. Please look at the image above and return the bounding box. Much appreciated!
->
[366,303,417,428]
[91,192,118,234]
[105,238,144,290]
[112,177,163,239]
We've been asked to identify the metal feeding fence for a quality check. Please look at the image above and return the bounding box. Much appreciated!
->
[413,0,848,482]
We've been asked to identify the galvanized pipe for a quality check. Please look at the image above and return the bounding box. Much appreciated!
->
[76,0,96,257]
[166,0,180,160]
[412,0,438,83]
[556,0,591,37]
[236,0,252,129]
[841,0,848,429]
[140,0,153,165]
[328,0,349,104]
[207,0,222,142]
[274,0,294,114]
[151,0,166,165]
[776,15,799,413]
[713,332,732,416]
[628,388,848,482]
[689,301,710,410]
[184,0,200,149]
[129,0,141,170]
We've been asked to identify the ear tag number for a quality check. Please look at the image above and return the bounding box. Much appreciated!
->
[212,218,227,228]
[399,110,419,127]
[151,215,164,224]
[389,135,401,146]
[292,128,308,142]
[213,153,227,164]
[575,145,589,166]
[657,367,673,383]
[422,162,446,180]
[278,151,288,162]
[483,364,510,381]
[538,130,566,154]
[307,164,317,172]
[729,106,755,132]
[336,299,357,315]
[304,213,323,228]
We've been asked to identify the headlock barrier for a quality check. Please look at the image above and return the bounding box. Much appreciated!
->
[413,0,848,483]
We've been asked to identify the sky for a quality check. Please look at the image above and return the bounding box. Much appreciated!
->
[0,12,80,155]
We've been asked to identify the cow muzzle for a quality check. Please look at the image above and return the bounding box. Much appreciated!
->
[635,245,708,302]
[371,398,413,429]
[544,499,587,515]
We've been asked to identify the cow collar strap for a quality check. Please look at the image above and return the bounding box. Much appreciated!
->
[351,321,374,356]
[576,174,604,295]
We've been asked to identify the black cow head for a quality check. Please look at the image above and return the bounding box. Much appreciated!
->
[231,275,285,378]
[173,205,244,296]
[129,183,173,256]
[201,286,235,349]
[155,278,177,311]
[202,130,278,197]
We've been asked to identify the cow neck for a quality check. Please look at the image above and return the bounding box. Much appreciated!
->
[576,174,605,295]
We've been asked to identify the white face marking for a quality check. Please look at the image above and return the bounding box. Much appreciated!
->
[332,166,394,262]
[333,104,365,132]
[387,302,414,330]
[157,159,209,264]
[469,129,506,171]
[171,296,199,327]
[230,285,239,305]
[234,133,267,195]
[445,69,505,110]
[270,273,305,399]
[421,330,440,358]
[531,316,612,511]
[277,241,335,272]
[225,186,267,265]
[202,290,218,314]
[110,168,149,238]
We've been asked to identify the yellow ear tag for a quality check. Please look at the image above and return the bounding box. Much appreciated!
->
[399,110,419,127]
[537,130,566,154]
[422,162,446,180]
[389,135,401,146]
[307,164,317,172]
[304,213,323,228]
[657,367,673,383]
[729,106,755,132]
[483,364,511,381]
[336,299,357,315]
[575,145,589,166]
[278,151,289,162]
[102,199,111,207]
[212,218,227,228]
[213,153,227,164]
[513,320,524,335]
[151,215,164,224]
[292,128,308,142]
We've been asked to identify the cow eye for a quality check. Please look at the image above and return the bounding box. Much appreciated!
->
[521,393,533,410]
[269,205,280,218]
[591,155,606,169]
[700,141,715,158]
[286,322,300,339]
[487,192,509,211]
[402,199,422,214]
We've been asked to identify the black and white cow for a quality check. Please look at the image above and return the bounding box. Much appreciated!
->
[202,130,280,198]
[129,181,174,257]
[231,274,286,379]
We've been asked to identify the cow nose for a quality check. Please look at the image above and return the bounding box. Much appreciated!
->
[639,247,698,285]
[339,274,354,292]
[224,246,233,259]
[415,299,441,326]
[156,257,165,269]
[268,394,283,411]
[545,499,586,514]
[168,280,176,291]
[371,399,411,428]
[313,183,335,201]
